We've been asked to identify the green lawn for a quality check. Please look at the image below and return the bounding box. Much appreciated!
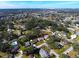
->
[35,40,44,46]
[54,45,70,54]
[22,54,29,58]
[34,54,41,58]
[25,46,33,51]
[20,46,26,51]
[20,45,33,51]
[16,53,20,57]
[0,51,8,58]
[50,54,56,58]
[76,36,79,41]
[41,46,50,52]
[13,30,21,35]
[47,41,55,49]
[45,38,50,41]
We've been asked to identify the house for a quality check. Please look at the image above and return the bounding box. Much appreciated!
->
[37,35,48,41]
[11,40,19,53]
[39,49,50,58]
[32,39,38,44]
[35,26,41,29]
[67,28,75,32]
[75,31,79,36]
[37,37,44,41]
[44,35,49,39]
[24,47,40,55]
[7,28,12,35]
[11,45,19,54]
[13,30,21,36]
[70,34,77,40]
[2,39,7,43]
[7,28,12,32]
[20,25,26,30]
[52,32,55,36]
[11,40,18,46]
[63,40,69,45]
[25,41,31,47]
[19,35,26,39]
[55,42,64,49]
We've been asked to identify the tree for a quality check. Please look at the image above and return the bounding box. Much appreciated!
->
[25,18,38,30]
[25,18,53,30]
[47,36,59,49]
[0,43,11,53]
[18,36,28,45]
[24,28,41,39]
[73,43,79,52]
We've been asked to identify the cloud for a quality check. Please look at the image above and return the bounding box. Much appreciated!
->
[0,1,79,8]
[0,2,17,8]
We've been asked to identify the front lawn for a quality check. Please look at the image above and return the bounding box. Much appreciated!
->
[54,45,70,54]
[41,46,50,52]
[34,54,41,58]
[76,36,79,41]
[0,51,8,58]
[35,40,44,46]
[22,54,29,58]
[50,54,56,58]
[20,46,26,51]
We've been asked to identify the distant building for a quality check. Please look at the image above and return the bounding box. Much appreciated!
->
[37,37,44,41]
[55,42,64,49]
[10,40,19,54]
[25,41,31,47]
[11,40,18,46]
[75,31,79,36]
[2,39,7,43]
[44,35,48,39]
[70,34,77,40]
[32,39,38,44]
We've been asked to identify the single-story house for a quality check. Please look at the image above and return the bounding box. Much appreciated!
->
[37,37,44,41]
[55,42,64,49]
[32,39,38,44]
[44,35,49,39]
[39,48,50,58]
[24,48,40,55]
[2,39,8,43]
[75,31,79,36]
[25,41,31,47]
[70,34,77,40]
[11,40,18,46]
[11,45,19,54]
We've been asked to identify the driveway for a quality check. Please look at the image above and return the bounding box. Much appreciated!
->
[63,46,73,54]
[15,50,23,58]
[50,49,59,58]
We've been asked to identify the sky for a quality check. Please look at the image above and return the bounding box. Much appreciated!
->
[0,1,79,9]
